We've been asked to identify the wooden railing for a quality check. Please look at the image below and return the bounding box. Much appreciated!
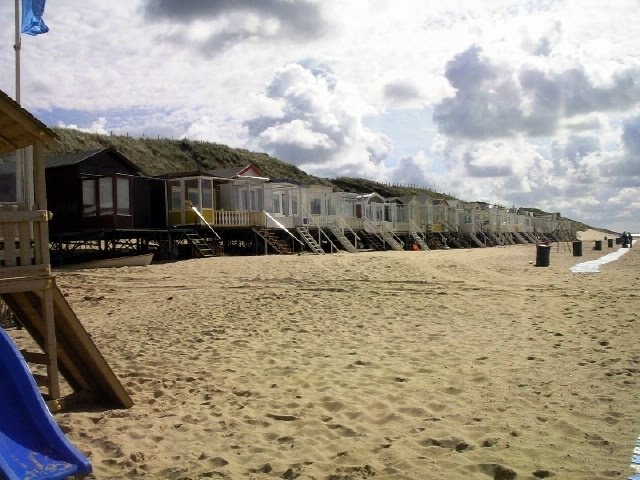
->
[213,210,265,227]
[0,204,50,279]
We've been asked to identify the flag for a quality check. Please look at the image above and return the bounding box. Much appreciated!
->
[21,0,49,36]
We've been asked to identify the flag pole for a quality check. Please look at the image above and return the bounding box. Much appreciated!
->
[14,0,26,206]
[14,0,21,104]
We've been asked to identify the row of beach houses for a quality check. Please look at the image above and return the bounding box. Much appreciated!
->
[0,89,573,265]
[35,146,571,261]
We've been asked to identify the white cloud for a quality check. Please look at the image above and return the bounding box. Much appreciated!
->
[57,116,108,135]
[245,62,392,178]
[259,120,336,150]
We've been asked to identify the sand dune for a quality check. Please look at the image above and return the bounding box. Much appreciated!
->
[9,232,639,479]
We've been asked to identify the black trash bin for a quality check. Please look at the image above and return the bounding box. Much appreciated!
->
[536,244,551,267]
[573,240,582,257]
[594,240,602,251]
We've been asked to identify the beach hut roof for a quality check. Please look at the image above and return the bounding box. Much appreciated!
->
[46,147,141,172]
[162,169,219,179]
[355,192,385,202]
[210,164,264,179]
[0,89,58,154]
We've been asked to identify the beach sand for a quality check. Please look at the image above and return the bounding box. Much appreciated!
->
[9,230,639,479]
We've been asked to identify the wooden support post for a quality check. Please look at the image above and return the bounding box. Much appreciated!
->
[42,279,60,399]
[33,140,51,270]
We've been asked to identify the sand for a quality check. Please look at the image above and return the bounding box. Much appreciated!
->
[8,230,640,479]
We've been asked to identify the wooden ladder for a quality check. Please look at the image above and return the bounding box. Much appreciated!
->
[328,223,358,253]
[295,227,325,254]
[252,228,293,254]
[468,232,486,248]
[512,232,529,244]
[410,232,430,251]
[359,230,386,251]
[183,230,216,258]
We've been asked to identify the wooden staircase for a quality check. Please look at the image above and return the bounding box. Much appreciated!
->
[478,231,497,246]
[488,232,505,246]
[410,232,430,250]
[512,232,529,244]
[468,232,486,247]
[183,229,216,258]
[359,230,386,251]
[252,227,293,254]
[328,223,358,253]
[379,227,404,251]
[442,232,463,248]
[502,233,516,245]
[296,227,325,254]
[363,218,403,251]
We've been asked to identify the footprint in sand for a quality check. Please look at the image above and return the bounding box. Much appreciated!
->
[419,437,473,452]
[471,463,517,480]
[326,423,360,437]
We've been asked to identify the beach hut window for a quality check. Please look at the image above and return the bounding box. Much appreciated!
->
[310,198,321,215]
[202,180,213,209]
[238,189,248,210]
[185,180,199,208]
[0,158,17,202]
[249,190,257,211]
[99,177,113,216]
[169,183,181,211]
[291,194,298,215]
[283,193,290,215]
[272,193,283,214]
[116,177,131,215]
[82,179,96,216]
[327,197,335,215]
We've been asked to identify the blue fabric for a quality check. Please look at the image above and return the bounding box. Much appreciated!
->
[21,0,49,36]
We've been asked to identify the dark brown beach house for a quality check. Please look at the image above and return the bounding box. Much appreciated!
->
[45,147,166,235]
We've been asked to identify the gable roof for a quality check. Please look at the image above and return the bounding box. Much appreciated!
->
[210,164,263,179]
[0,89,58,154]
[45,148,104,168]
[355,192,385,203]
[46,147,141,172]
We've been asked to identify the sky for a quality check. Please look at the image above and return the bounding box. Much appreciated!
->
[1,0,639,232]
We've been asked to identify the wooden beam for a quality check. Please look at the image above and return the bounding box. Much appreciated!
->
[19,349,48,364]
[0,276,50,293]
[0,209,49,223]
[42,284,60,399]
[1,290,90,393]
[0,97,55,143]
[33,139,51,267]
[0,265,50,281]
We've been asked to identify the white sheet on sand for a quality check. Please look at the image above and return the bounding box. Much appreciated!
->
[570,247,631,273]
